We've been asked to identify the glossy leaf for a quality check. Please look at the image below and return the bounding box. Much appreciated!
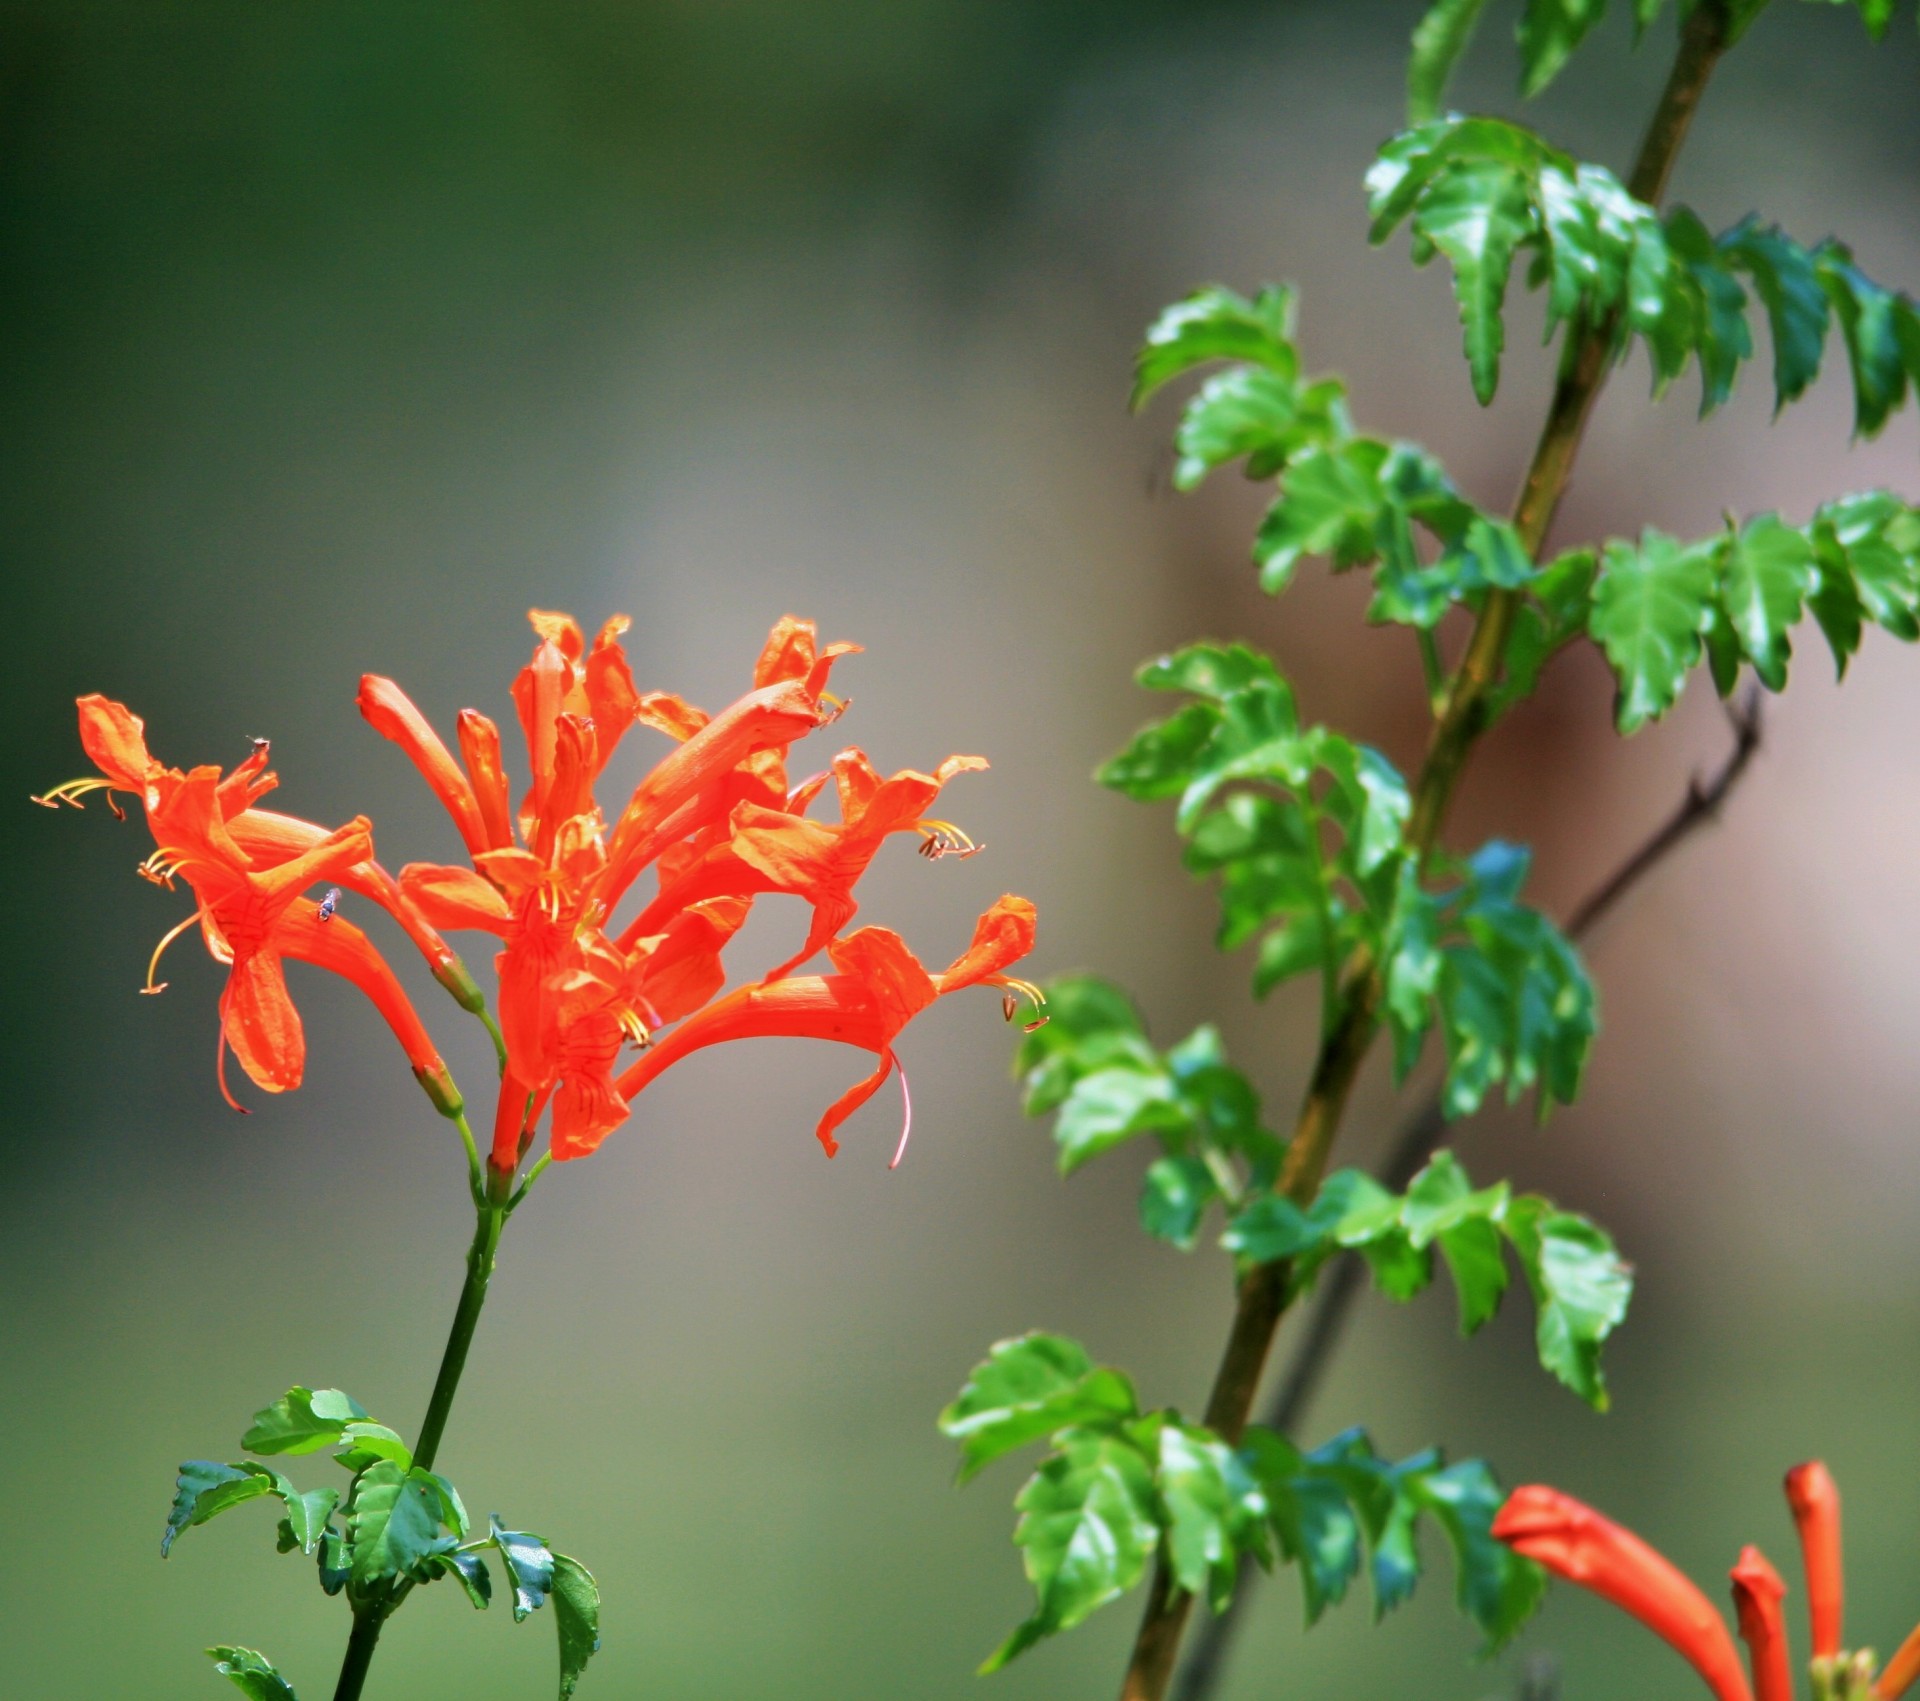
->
[1140,1155,1218,1250]
[1505,1199,1634,1409]
[1720,513,1815,689]
[242,1387,368,1457]
[1718,217,1831,409]
[1817,242,1911,437]
[552,1554,603,1701]
[940,1333,1138,1482]
[164,1462,276,1557]
[1010,976,1154,1116]
[316,1525,350,1596]
[347,1461,457,1589]
[981,1427,1160,1671]
[1518,0,1610,101]
[333,1422,413,1475]
[428,1549,494,1610]
[492,1516,558,1621]
[1054,1067,1190,1174]
[1411,1460,1549,1649]
[1133,286,1299,408]
[1157,1421,1267,1610]
[1408,0,1494,121]
[207,1647,299,1701]
[1588,529,1718,730]
[279,1487,339,1557]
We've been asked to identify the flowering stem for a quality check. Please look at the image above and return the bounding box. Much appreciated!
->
[330,1182,512,1701]
[1115,10,1735,1700]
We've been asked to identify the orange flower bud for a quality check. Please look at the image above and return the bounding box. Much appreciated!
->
[1785,1461,1844,1659]
[1731,1545,1792,1701]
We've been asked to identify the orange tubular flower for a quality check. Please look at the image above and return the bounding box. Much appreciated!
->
[44,697,458,1111]
[1493,1486,1754,1701]
[614,895,1038,1163]
[1880,1625,1920,1700]
[1786,1461,1844,1660]
[1731,1546,1793,1701]
[372,611,1028,1174]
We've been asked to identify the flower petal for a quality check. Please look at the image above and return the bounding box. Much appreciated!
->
[219,949,305,1094]
[358,675,488,856]
[76,694,156,791]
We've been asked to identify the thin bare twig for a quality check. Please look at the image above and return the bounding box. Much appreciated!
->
[1168,688,1764,1701]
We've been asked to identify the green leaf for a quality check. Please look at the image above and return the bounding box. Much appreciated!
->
[334,1423,413,1475]
[1518,0,1610,98]
[1220,1193,1323,1265]
[1254,440,1389,593]
[1412,1461,1548,1649]
[280,1487,339,1556]
[1588,529,1719,731]
[206,1647,299,1701]
[1666,207,1752,414]
[347,1462,457,1589]
[1133,286,1299,409]
[1140,1155,1218,1250]
[981,1428,1160,1671]
[1240,1430,1364,1624]
[1171,369,1344,490]
[1139,641,1286,701]
[492,1515,558,1621]
[242,1387,368,1457]
[1819,491,1920,643]
[427,1549,493,1610]
[551,1554,603,1701]
[1414,156,1535,403]
[940,1333,1139,1482]
[1156,1422,1267,1611]
[1408,0,1494,122]
[1098,701,1219,802]
[1816,243,1911,437]
[316,1524,351,1596]
[1719,218,1830,410]
[1720,513,1814,689]
[1505,1200,1633,1409]
[163,1461,297,1558]
[1054,1067,1192,1174]
[1011,976,1153,1116]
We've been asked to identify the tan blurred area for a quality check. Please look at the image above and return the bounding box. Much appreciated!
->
[3,3,1918,1697]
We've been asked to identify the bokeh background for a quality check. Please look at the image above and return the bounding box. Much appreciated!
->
[5,2,1920,1696]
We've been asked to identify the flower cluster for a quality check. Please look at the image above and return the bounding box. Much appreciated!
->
[42,613,1039,1176]
[1494,1463,1920,1701]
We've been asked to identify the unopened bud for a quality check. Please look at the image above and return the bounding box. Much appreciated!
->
[432,953,487,1015]
[413,1061,465,1120]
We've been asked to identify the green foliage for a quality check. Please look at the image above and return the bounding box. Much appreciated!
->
[164,1462,294,1557]
[1406,0,1913,117]
[492,1516,559,1621]
[551,1555,603,1701]
[1588,495,1920,729]
[242,1387,369,1457]
[346,1461,463,1590]
[1368,117,1920,424]
[1134,293,1537,622]
[207,1647,299,1701]
[1010,979,1281,1242]
[944,1341,1544,1667]
[939,1332,1140,1482]
[1221,1150,1631,1408]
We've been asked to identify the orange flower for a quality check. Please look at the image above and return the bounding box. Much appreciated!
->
[1493,1485,1753,1701]
[614,895,1039,1162]
[42,697,458,1110]
[1497,1464,1920,1701]
[618,749,988,978]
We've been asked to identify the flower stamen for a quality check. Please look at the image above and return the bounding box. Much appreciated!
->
[888,1060,914,1170]
[999,976,1049,1031]
[31,776,126,818]
[143,908,204,994]
[917,819,983,859]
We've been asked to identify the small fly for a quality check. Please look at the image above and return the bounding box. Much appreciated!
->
[317,887,341,923]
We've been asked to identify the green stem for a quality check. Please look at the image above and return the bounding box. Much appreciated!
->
[328,1191,510,1701]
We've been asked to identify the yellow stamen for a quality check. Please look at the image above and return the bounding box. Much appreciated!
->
[817,692,851,726]
[917,819,983,860]
[143,908,204,994]
[31,777,126,817]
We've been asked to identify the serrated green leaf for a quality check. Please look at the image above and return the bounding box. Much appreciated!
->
[1252,913,1334,998]
[940,1333,1139,1482]
[1412,1461,1548,1649]
[1719,218,1830,409]
[1589,529,1719,731]
[552,1554,602,1701]
[1415,156,1536,403]
[280,1487,339,1556]
[334,1422,412,1475]
[1054,1067,1191,1174]
[1666,207,1752,414]
[428,1548,494,1609]
[347,1462,456,1588]
[242,1387,369,1457]
[492,1515,557,1621]
[1157,1422,1267,1609]
[1721,513,1814,688]
[981,1428,1160,1671]
[1817,243,1910,437]
[1255,440,1390,592]
[1505,1200,1633,1409]
[1133,286,1299,408]
[1240,1429,1364,1624]
[1171,369,1343,490]
[1408,0,1494,122]
[1138,642,1285,701]
[163,1462,279,1557]
[1098,701,1220,802]
[1140,1155,1218,1250]
[1221,1193,1324,1265]
[316,1524,350,1596]
[1437,1217,1510,1334]
[1518,0,1610,98]
[207,1646,299,1701]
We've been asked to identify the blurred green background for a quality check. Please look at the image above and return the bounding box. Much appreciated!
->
[5,2,1920,1696]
